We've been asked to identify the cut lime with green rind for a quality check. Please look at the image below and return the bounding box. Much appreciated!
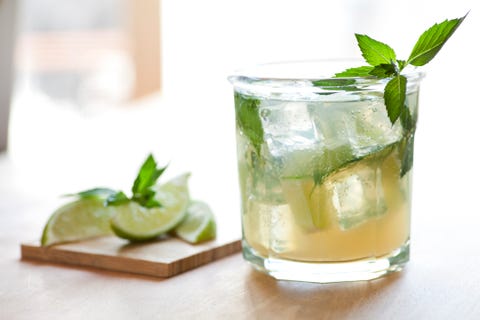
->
[174,201,216,244]
[110,173,190,241]
[325,142,396,180]
[281,179,332,230]
[281,142,399,231]
[282,142,396,182]
[41,198,115,246]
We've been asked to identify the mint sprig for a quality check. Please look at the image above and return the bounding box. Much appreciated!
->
[407,15,467,66]
[355,34,397,66]
[106,154,168,208]
[335,66,373,77]
[130,154,167,207]
[384,74,407,124]
[67,154,167,208]
[335,14,467,125]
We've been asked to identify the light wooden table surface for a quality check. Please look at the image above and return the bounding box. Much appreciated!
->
[3,56,480,319]
[2,150,480,320]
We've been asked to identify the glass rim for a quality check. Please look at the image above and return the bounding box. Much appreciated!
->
[228,59,425,93]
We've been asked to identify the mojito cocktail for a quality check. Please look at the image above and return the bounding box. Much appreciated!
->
[230,61,423,282]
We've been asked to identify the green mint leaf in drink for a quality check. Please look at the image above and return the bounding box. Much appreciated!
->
[384,75,407,124]
[334,66,373,77]
[312,79,354,86]
[396,59,407,70]
[407,14,467,66]
[234,92,264,155]
[399,107,415,134]
[355,34,397,66]
[312,79,356,87]
[368,63,397,78]
[312,78,363,92]
[64,188,117,200]
[400,136,415,177]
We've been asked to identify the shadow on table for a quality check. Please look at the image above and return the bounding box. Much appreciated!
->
[243,267,406,319]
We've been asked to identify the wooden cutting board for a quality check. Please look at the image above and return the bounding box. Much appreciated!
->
[21,233,241,278]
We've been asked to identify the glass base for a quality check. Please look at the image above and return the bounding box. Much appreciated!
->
[243,241,409,283]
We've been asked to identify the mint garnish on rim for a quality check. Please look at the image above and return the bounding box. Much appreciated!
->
[334,14,467,125]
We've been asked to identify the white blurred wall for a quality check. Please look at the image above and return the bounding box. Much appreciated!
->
[6,0,479,208]
[160,0,474,98]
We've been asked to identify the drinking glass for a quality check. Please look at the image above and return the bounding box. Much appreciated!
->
[229,60,423,283]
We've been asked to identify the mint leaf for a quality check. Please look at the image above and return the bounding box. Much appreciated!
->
[368,63,397,78]
[384,75,406,124]
[132,154,167,197]
[333,15,466,128]
[407,15,467,66]
[312,78,363,92]
[399,107,415,134]
[355,34,396,66]
[103,154,167,208]
[234,92,264,155]
[142,197,162,209]
[63,154,168,209]
[132,188,162,208]
[64,188,117,200]
[105,191,130,206]
[130,154,167,208]
[396,59,407,71]
[312,79,356,87]
[335,66,374,77]
[400,135,415,177]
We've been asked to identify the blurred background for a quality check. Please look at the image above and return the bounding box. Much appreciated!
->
[0,0,478,225]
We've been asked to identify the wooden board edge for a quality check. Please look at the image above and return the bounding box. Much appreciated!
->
[21,243,171,277]
[169,239,242,276]
[20,239,242,278]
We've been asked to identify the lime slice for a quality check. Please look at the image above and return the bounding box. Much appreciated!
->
[281,178,333,230]
[41,198,115,246]
[174,201,216,243]
[281,142,399,231]
[110,173,190,241]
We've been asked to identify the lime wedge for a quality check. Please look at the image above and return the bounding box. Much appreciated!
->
[281,142,399,231]
[41,198,115,246]
[110,173,190,241]
[174,201,216,243]
[281,179,333,230]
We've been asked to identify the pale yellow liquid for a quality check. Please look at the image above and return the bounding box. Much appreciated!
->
[241,148,411,262]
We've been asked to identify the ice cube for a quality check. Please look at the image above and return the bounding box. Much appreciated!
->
[260,101,317,157]
[308,99,403,159]
[329,164,387,230]
[348,100,403,155]
[243,199,271,253]
[243,200,294,255]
